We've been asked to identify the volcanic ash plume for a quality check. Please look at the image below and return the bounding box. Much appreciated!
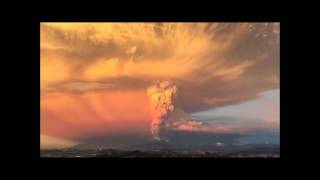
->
[146,80,255,141]
[147,81,177,140]
[147,81,252,140]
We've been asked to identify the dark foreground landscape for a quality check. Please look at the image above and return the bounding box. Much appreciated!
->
[41,144,279,158]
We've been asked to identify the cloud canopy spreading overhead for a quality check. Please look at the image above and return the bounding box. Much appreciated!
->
[40,23,279,144]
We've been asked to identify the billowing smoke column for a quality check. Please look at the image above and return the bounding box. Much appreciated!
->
[147,81,177,140]
[147,81,252,141]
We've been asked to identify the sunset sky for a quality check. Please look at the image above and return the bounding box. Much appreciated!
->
[40,23,280,149]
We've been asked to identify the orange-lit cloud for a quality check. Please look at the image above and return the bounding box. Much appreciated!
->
[40,23,279,143]
[41,90,151,140]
